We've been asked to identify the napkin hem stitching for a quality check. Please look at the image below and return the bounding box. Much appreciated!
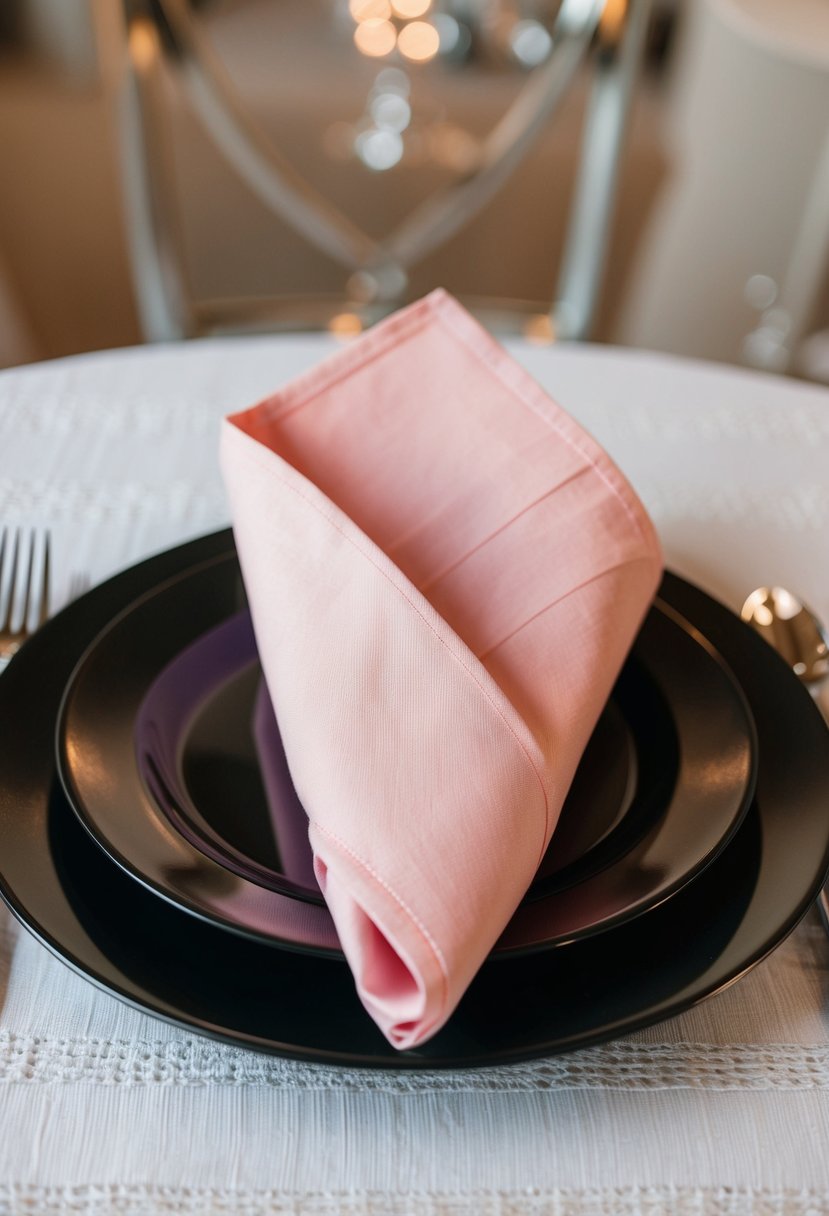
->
[312,820,450,1017]
[433,293,660,557]
[417,465,594,594]
[234,311,434,425]
[479,555,652,661]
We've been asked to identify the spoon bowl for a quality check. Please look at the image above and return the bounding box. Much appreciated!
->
[741,586,829,684]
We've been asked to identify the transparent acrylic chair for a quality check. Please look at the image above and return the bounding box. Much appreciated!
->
[107,0,653,343]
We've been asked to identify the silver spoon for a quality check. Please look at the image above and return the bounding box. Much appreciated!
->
[741,585,829,929]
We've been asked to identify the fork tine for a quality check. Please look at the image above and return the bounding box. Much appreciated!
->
[0,528,53,663]
[39,532,50,626]
[19,531,34,635]
[0,529,6,629]
[0,528,20,635]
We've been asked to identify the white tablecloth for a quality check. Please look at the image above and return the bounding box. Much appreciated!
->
[2,336,829,1216]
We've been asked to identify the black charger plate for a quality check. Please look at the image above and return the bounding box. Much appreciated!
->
[56,550,755,954]
[0,531,828,1068]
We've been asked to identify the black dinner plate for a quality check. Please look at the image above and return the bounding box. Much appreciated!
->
[0,531,828,1068]
[55,548,756,954]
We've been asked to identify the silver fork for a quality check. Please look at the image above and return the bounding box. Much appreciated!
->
[0,528,50,663]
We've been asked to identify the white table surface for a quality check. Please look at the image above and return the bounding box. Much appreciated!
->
[2,335,829,1216]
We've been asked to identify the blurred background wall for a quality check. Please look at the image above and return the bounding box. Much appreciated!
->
[0,0,827,381]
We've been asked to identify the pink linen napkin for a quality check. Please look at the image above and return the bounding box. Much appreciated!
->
[220,290,662,1050]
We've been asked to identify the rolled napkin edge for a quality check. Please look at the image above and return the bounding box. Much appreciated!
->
[310,823,450,1050]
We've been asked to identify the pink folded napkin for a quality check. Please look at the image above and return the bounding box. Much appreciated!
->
[220,290,662,1050]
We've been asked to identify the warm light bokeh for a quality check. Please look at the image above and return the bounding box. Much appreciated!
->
[391,0,432,19]
[397,20,440,62]
[598,0,628,46]
[523,314,557,345]
[349,0,392,22]
[329,312,364,338]
[354,18,397,57]
[129,18,159,72]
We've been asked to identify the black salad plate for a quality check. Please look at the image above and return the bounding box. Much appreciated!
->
[56,549,756,955]
[1,530,828,1068]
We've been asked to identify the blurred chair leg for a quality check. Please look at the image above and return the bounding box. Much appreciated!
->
[554,0,653,341]
[118,2,194,341]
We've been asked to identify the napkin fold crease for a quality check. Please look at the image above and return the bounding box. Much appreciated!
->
[221,290,662,1050]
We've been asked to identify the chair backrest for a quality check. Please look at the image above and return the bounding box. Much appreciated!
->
[113,0,653,342]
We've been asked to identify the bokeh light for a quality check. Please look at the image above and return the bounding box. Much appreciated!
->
[391,0,432,17]
[355,127,404,170]
[354,18,397,57]
[509,19,553,67]
[349,0,392,21]
[370,91,412,132]
[598,0,627,45]
[524,314,556,345]
[433,13,470,57]
[329,313,364,339]
[397,20,440,62]
[129,18,158,71]
[373,67,410,96]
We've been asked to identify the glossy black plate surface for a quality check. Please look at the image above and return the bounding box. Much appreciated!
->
[1,531,828,1068]
[57,546,755,953]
